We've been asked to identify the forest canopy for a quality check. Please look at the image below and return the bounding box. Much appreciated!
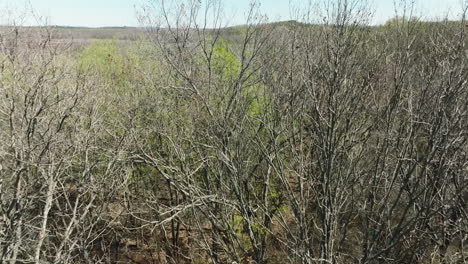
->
[0,1,467,263]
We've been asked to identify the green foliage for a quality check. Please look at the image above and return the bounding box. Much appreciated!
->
[78,40,125,82]
[212,40,241,80]
[245,84,268,119]
[224,215,254,251]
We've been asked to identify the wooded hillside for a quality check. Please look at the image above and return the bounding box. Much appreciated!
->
[0,1,467,263]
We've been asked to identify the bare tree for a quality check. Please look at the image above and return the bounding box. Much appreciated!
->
[1,1,467,263]
[0,23,130,264]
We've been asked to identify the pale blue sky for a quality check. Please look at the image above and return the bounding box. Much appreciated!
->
[0,0,464,27]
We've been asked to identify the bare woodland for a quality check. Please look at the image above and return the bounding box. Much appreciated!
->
[0,0,467,263]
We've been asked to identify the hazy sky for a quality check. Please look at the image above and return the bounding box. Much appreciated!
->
[0,0,464,27]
